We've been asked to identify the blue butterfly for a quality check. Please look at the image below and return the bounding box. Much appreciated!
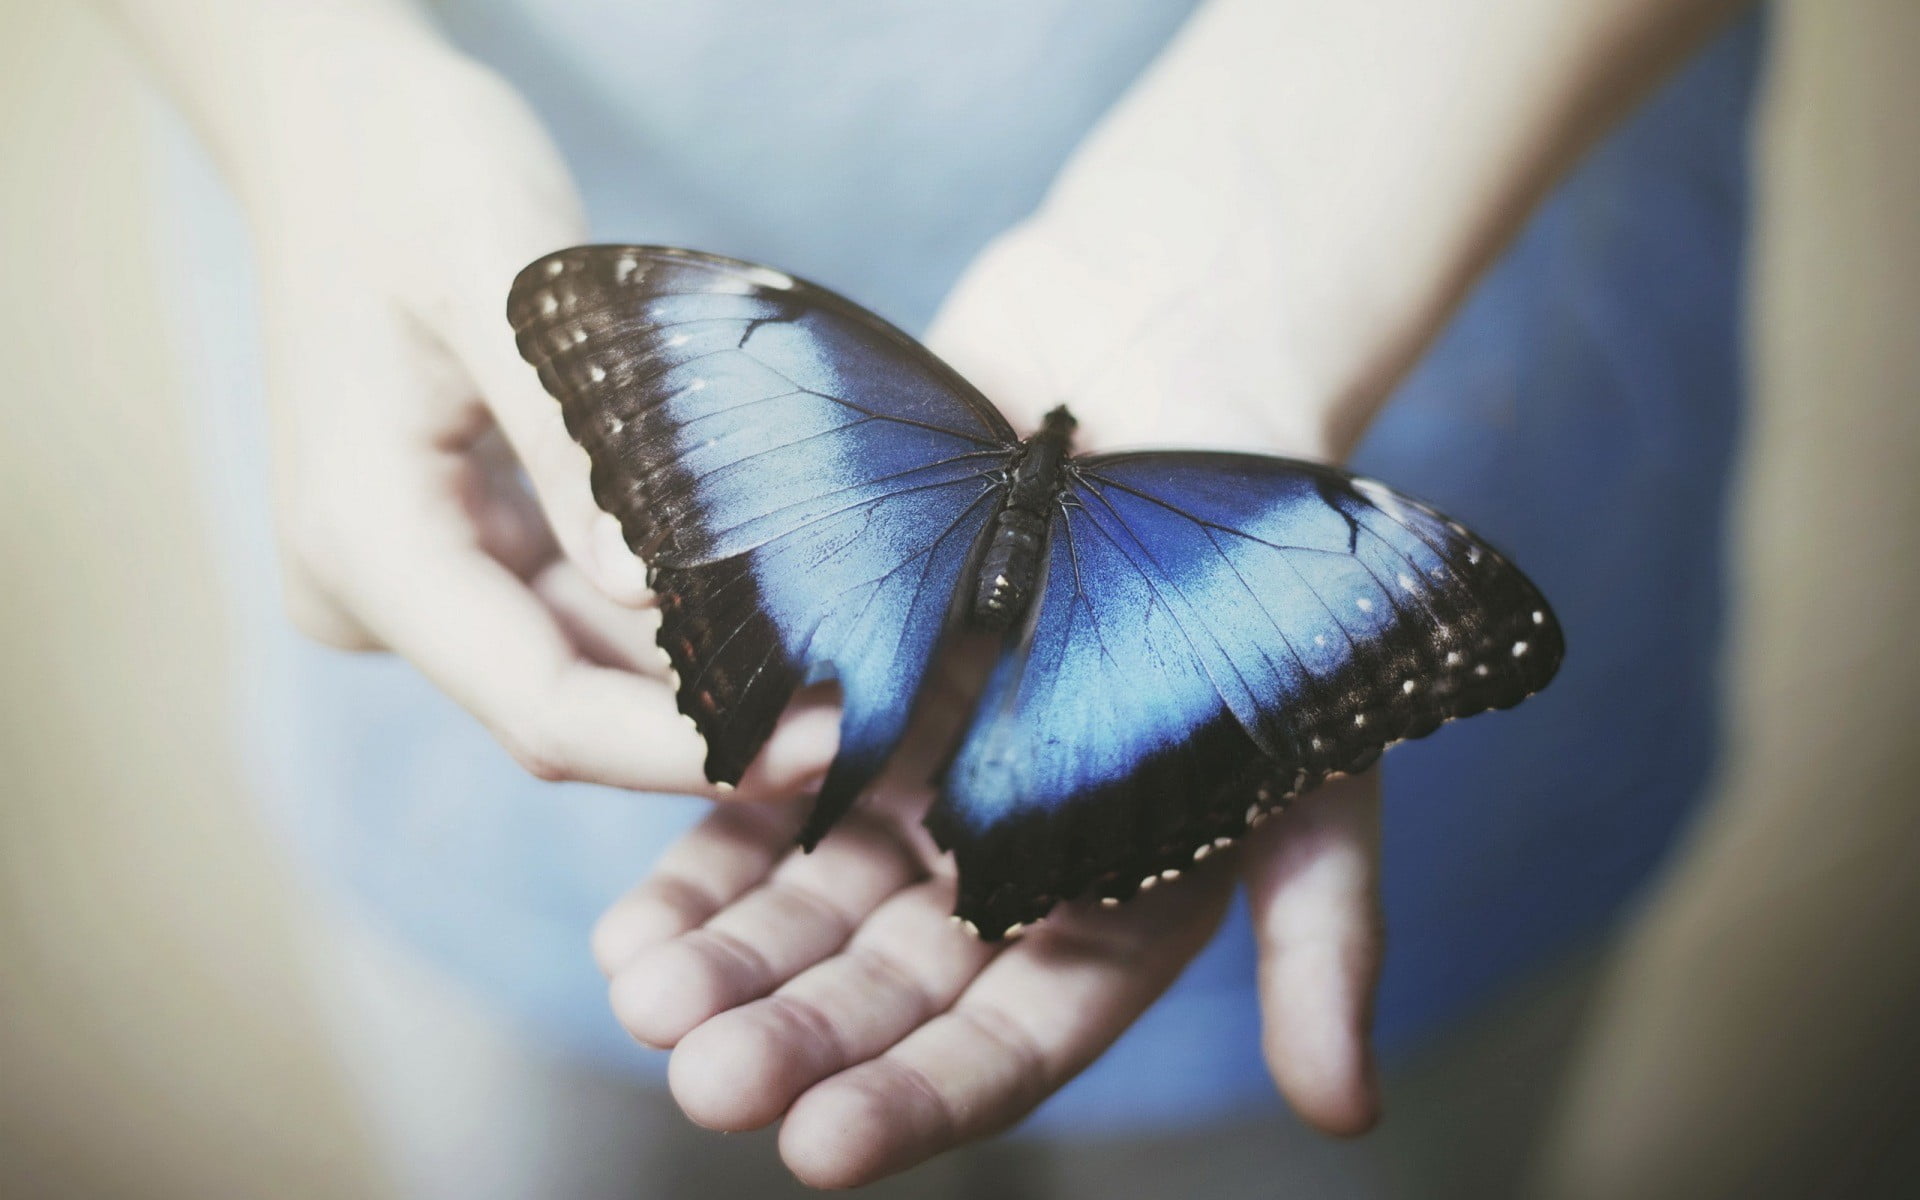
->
[509,246,1563,939]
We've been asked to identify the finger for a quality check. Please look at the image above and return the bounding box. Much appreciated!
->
[668,880,995,1131]
[339,505,711,793]
[738,685,841,799]
[609,813,925,1049]
[593,800,807,976]
[1242,771,1385,1136]
[286,427,553,653]
[279,549,383,651]
[778,872,1234,1189]
[458,426,562,578]
[530,558,669,678]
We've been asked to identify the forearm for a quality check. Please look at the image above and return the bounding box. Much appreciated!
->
[106,0,579,295]
[1031,0,1749,456]
[101,1,501,209]
[103,0,438,138]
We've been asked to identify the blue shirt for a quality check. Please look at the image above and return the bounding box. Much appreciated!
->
[172,1,1763,1133]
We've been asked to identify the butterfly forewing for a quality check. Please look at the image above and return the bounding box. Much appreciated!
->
[508,246,1016,837]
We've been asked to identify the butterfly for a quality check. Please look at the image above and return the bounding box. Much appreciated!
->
[508,245,1563,940]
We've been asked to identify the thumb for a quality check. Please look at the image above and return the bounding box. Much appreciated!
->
[1241,769,1385,1136]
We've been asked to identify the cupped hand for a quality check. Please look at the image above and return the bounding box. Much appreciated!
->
[595,219,1388,1188]
[237,33,833,796]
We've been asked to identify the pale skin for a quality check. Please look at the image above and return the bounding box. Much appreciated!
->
[111,0,1744,1188]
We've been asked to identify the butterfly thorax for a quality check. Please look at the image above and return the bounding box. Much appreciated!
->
[971,406,1078,633]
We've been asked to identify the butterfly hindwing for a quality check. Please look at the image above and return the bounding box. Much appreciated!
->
[931,490,1277,936]
[930,452,1563,937]
[509,246,1015,841]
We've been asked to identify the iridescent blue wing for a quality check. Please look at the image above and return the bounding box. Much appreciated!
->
[932,452,1563,938]
[509,246,1014,841]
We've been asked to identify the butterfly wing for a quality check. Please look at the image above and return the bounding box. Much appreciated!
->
[509,246,1015,842]
[930,451,1563,938]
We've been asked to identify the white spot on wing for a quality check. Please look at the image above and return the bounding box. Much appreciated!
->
[1352,477,1409,521]
[742,265,796,290]
[1355,597,1374,613]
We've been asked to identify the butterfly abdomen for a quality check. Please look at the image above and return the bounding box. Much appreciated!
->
[972,508,1046,632]
[970,406,1078,633]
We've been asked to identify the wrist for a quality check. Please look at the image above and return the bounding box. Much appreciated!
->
[1002,204,1372,466]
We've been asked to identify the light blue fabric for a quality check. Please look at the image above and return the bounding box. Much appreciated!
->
[172,1,1763,1134]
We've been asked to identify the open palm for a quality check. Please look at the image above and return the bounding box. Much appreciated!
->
[594,762,1379,1190]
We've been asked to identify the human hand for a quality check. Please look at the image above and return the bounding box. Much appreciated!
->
[595,773,1381,1188]
[592,218,1387,1187]
[217,22,835,795]
[594,770,1381,1188]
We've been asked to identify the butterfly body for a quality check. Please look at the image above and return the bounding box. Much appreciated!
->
[509,245,1564,941]
[970,405,1077,633]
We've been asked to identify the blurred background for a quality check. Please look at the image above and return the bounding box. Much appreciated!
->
[2,1,1916,1197]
